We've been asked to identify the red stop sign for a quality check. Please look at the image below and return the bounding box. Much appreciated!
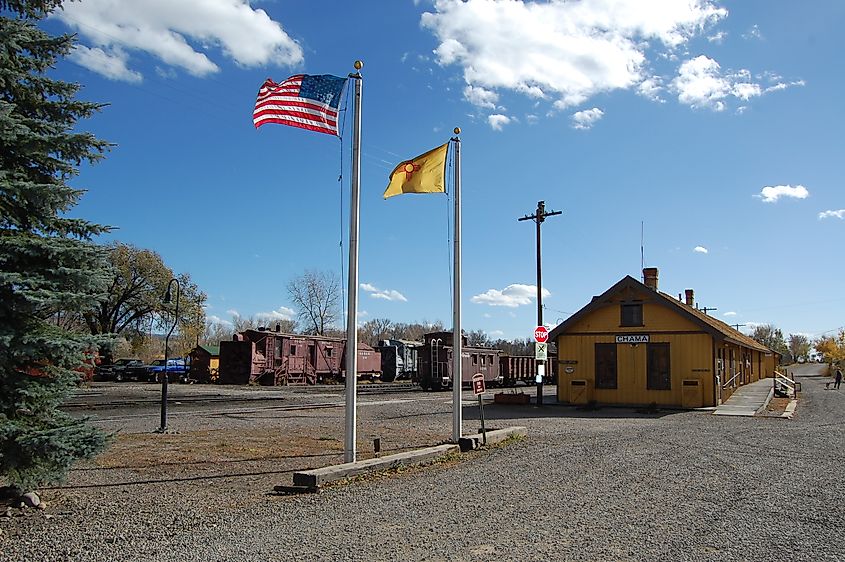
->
[534,326,549,343]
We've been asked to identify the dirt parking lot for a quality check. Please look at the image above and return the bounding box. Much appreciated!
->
[1,372,843,561]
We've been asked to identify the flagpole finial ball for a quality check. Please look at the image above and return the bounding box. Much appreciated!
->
[354,60,363,70]
[453,127,461,135]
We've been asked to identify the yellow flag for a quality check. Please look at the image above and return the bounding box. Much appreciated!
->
[383,142,449,199]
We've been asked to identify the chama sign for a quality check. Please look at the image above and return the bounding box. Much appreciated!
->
[615,334,650,344]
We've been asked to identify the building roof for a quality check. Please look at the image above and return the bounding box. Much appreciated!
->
[197,344,220,356]
[548,275,772,354]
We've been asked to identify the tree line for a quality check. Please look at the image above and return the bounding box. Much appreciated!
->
[748,324,843,365]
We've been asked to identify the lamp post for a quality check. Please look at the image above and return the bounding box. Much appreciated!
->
[156,278,180,433]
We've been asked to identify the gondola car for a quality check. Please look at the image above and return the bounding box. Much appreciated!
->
[499,353,557,386]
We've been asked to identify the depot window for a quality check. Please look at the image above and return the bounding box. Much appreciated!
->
[620,302,643,327]
[595,343,617,389]
[647,343,671,390]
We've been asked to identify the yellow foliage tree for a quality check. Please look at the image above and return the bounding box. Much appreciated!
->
[814,329,845,367]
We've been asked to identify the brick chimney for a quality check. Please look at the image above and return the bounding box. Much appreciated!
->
[684,289,695,307]
[643,267,659,291]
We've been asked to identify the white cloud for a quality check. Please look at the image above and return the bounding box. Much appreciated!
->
[464,85,499,109]
[207,314,233,326]
[360,283,408,302]
[819,209,845,220]
[571,107,604,130]
[256,306,296,321]
[765,80,805,93]
[671,55,768,111]
[56,0,303,81]
[743,24,763,40]
[723,311,737,317]
[70,45,143,83]
[489,330,505,338]
[693,246,708,254]
[638,76,665,102]
[226,309,240,317]
[487,114,512,131]
[757,184,809,203]
[421,0,727,112]
[471,284,550,308]
[708,31,727,43]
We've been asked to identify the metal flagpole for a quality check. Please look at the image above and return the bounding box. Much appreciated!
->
[452,127,462,443]
[345,61,363,463]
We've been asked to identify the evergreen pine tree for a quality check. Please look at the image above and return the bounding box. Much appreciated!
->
[0,0,112,492]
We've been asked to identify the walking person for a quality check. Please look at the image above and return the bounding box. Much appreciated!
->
[835,368,843,390]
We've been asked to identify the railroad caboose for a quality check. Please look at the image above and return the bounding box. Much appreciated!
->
[415,331,501,390]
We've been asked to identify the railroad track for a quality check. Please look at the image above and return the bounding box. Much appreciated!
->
[65,381,421,410]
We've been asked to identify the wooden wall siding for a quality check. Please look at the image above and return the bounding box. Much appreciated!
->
[566,301,702,335]
[556,333,715,407]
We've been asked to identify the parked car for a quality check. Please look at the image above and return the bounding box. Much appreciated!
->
[146,358,189,383]
[95,358,146,382]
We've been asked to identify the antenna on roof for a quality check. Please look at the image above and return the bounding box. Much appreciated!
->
[640,220,644,281]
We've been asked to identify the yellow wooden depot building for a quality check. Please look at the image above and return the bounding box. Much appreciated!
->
[549,268,778,408]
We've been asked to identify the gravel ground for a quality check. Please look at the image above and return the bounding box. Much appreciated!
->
[1,365,842,562]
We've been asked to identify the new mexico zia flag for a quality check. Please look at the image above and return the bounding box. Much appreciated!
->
[383,142,449,198]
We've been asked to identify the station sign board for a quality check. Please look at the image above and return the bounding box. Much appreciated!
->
[615,334,649,344]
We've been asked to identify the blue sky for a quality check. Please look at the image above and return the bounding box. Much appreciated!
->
[45,0,844,341]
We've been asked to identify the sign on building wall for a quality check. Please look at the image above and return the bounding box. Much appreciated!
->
[615,334,650,344]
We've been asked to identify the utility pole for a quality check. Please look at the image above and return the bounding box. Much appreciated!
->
[518,200,562,406]
[701,306,717,315]
[731,323,746,331]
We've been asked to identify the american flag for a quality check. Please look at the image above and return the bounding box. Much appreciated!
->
[253,74,347,136]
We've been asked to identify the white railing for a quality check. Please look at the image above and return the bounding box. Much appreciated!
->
[722,371,741,389]
[774,370,797,396]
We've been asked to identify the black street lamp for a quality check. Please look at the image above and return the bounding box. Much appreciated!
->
[156,278,180,433]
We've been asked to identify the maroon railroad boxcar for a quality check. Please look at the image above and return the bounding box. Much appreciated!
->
[218,327,381,386]
[415,331,501,390]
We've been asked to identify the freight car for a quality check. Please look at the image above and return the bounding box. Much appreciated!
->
[415,331,502,390]
[218,327,381,386]
[499,354,557,386]
[375,339,420,382]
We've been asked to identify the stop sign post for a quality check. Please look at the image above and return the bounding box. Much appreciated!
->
[534,326,549,405]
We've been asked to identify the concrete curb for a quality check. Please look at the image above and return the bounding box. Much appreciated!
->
[755,387,775,415]
[458,426,528,452]
[290,444,459,489]
[782,399,798,419]
[282,426,529,492]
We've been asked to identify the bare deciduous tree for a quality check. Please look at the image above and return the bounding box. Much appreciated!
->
[750,324,788,357]
[286,270,340,335]
[359,318,393,346]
